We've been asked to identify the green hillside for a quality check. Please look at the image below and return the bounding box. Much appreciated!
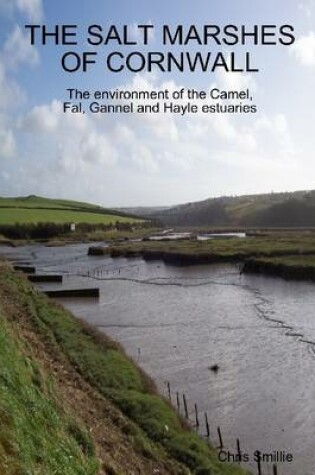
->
[0,195,102,210]
[0,195,141,225]
[154,190,315,228]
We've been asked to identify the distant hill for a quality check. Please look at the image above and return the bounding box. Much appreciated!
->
[153,190,315,228]
[116,206,171,217]
[0,195,142,225]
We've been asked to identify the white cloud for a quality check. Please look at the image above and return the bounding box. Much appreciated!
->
[13,71,297,205]
[0,128,16,158]
[131,143,159,173]
[0,0,43,22]
[0,59,23,161]
[80,132,117,166]
[21,100,117,168]
[214,70,257,93]
[0,62,23,110]
[291,32,315,66]
[298,0,315,17]
[21,101,63,133]
[0,0,41,162]
[17,0,43,21]
[21,100,89,133]
[3,26,39,69]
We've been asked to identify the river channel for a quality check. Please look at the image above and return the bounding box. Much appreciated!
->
[2,242,315,475]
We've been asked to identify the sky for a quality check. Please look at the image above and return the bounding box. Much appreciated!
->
[0,0,315,207]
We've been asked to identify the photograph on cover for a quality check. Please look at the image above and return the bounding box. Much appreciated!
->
[1,1,315,474]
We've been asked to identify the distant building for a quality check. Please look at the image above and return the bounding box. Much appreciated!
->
[70,223,76,232]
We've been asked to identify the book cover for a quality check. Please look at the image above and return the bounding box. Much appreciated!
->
[0,1,314,474]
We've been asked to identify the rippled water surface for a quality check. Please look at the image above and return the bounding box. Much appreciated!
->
[2,242,315,475]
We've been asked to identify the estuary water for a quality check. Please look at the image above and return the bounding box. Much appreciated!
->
[2,242,315,475]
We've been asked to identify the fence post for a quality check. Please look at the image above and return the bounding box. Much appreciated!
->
[256,451,262,475]
[194,404,199,428]
[167,382,171,403]
[205,412,210,438]
[183,394,189,419]
[217,427,224,449]
[236,438,241,463]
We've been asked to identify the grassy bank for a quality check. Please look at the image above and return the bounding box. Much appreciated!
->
[0,263,248,474]
[0,317,99,475]
[90,232,315,264]
[243,256,315,281]
[88,232,315,283]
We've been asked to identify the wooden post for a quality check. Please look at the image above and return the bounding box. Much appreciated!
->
[194,404,199,428]
[176,392,180,412]
[167,382,171,403]
[204,412,210,438]
[273,465,278,475]
[256,451,262,475]
[183,394,189,419]
[217,427,223,449]
[236,438,241,463]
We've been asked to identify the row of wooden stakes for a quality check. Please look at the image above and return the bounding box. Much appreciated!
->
[166,381,279,475]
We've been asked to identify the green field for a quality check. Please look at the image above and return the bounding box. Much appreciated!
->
[0,208,139,225]
[0,195,102,210]
[0,195,141,225]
